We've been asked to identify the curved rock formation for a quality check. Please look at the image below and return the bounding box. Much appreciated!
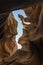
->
[0,13,18,62]
[0,3,43,65]
[18,4,43,65]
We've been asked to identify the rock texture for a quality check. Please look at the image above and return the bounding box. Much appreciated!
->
[0,13,18,63]
[18,3,43,65]
[0,3,43,65]
[23,3,43,42]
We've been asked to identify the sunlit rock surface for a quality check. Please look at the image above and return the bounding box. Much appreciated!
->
[0,13,18,63]
[0,3,43,65]
[23,3,43,41]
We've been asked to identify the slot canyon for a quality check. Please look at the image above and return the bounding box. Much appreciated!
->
[0,3,43,65]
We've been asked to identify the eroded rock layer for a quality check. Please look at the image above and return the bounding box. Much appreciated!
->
[0,3,43,65]
[0,13,18,63]
[18,3,43,65]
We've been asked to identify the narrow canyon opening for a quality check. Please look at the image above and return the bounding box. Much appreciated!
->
[13,9,27,49]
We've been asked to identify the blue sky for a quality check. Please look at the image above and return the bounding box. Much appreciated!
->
[13,9,27,41]
[12,9,27,49]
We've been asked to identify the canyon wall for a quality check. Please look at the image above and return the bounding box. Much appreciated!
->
[0,3,43,65]
[0,13,18,63]
[18,3,43,65]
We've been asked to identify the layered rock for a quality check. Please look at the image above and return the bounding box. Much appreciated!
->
[0,3,43,65]
[18,4,43,65]
[0,13,18,62]
[4,4,43,65]
[19,3,43,41]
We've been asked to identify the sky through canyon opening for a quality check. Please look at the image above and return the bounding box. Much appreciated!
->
[13,9,27,49]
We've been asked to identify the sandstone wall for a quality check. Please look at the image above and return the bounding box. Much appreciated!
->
[0,13,18,63]
[0,3,43,65]
[18,4,43,65]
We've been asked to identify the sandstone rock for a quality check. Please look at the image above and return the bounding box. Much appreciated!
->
[0,4,43,65]
[0,13,18,62]
[18,4,43,65]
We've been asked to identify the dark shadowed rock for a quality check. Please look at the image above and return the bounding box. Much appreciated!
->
[0,4,43,65]
[18,4,43,65]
